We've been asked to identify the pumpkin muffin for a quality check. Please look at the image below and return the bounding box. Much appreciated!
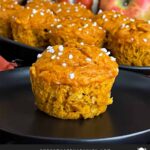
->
[11,2,58,48]
[48,17,106,47]
[30,44,118,119]
[95,10,150,66]
[105,19,150,66]
[0,0,23,38]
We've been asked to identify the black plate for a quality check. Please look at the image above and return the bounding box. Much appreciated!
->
[1,36,150,74]
[0,67,150,144]
[0,36,43,66]
[120,65,150,75]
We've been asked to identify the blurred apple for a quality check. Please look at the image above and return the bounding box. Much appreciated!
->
[99,0,150,21]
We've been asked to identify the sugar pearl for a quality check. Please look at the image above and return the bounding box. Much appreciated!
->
[69,72,75,79]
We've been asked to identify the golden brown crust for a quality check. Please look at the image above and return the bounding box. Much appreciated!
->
[11,2,57,47]
[0,0,23,38]
[95,11,150,66]
[48,18,106,47]
[30,44,118,87]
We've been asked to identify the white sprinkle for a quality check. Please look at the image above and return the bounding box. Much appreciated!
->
[86,57,92,62]
[92,22,97,27]
[31,14,34,17]
[58,52,63,56]
[125,25,130,28]
[148,20,150,24]
[104,18,108,22]
[123,18,127,21]
[66,9,70,13]
[130,18,135,22]
[143,38,148,42]
[47,46,55,53]
[98,9,103,14]
[70,23,75,27]
[56,8,62,13]
[86,31,89,34]
[26,6,30,9]
[58,45,64,51]
[48,30,52,33]
[113,14,118,18]
[62,62,67,67]
[110,56,116,61]
[32,9,37,14]
[121,23,126,28]
[99,53,103,57]
[51,55,56,60]
[106,51,111,56]
[78,28,82,31]
[89,19,92,22]
[101,48,107,53]
[57,24,62,28]
[69,72,75,79]
[102,14,106,19]
[75,9,79,12]
[99,26,103,30]
[37,54,42,58]
[69,54,73,59]
[10,5,14,8]
[80,42,84,45]
[84,24,88,28]
[50,24,54,27]
[40,12,44,16]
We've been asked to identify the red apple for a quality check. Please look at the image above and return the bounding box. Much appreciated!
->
[99,0,150,20]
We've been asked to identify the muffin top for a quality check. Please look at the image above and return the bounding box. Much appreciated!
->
[11,2,57,30]
[112,19,150,44]
[26,1,94,20]
[95,10,132,33]
[48,17,106,46]
[30,44,118,87]
[49,2,94,19]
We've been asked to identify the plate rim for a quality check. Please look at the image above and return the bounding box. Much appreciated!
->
[0,36,43,52]
[0,128,150,143]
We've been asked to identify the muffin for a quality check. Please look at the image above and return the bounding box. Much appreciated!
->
[48,17,106,47]
[95,10,150,66]
[11,1,58,48]
[105,19,150,66]
[30,44,118,119]
[0,0,23,38]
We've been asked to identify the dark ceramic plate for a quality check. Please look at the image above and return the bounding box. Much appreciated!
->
[1,36,150,74]
[0,67,150,144]
[0,36,43,66]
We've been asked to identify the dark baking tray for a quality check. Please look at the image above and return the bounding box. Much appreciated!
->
[0,67,150,144]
